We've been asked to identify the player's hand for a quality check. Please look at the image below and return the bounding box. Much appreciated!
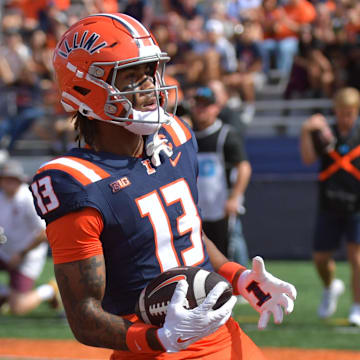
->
[157,280,236,352]
[237,256,297,330]
[146,134,173,167]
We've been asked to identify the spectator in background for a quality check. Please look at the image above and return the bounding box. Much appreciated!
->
[28,28,53,82]
[311,2,337,47]
[0,62,46,152]
[208,79,246,135]
[0,25,47,152]
[0,28,31,85]
[223,18,265,124]
[284,24,335,100]
[120,0,154,28]
[300,87,360,326]
[185,18,237,85]
[204,18,238,76]
[7,0,71,34]
[207,0,237,38]
[191,86,251,264]
[150,20,191,85]
[257,0,316,79]
[226,0,262,23]
[1,0,359,156]
[0,159,61,315]
[162,0,204,21]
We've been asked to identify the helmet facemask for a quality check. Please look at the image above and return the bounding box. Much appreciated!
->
[84,54,178,134]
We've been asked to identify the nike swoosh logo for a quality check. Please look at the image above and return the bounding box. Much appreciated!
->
[148,275,186,298]
[170,152,182,167]
[177,336,196,344]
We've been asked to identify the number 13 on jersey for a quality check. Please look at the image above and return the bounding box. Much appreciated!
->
[136,178,205,272]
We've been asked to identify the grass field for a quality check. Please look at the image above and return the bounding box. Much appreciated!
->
[1,258,359,351]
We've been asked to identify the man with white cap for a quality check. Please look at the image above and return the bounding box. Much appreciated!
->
[0,159,61,314]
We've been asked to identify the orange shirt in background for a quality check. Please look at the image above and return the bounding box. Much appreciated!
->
[99,0,119,13]
[274,0,316,40]
[11,0,70,19]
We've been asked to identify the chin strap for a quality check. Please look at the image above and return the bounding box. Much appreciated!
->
[146,130,173,167]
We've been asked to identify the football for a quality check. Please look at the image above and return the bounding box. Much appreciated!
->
[135,266,233,327]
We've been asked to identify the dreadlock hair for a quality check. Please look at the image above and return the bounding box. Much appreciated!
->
[73,112,97,147]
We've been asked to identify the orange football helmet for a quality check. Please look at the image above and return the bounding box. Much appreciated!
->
[53,13,177,126]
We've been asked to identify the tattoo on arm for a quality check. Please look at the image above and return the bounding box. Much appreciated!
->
[55,255,131,350]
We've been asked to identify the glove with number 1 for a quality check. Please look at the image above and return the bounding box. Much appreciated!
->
[237,256,297,330]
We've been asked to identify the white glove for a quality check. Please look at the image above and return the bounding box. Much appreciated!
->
[146,133,173,167]
[157,279,237,352]
[237,256,297,330]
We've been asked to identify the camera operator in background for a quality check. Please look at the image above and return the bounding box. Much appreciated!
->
[300,87,360,326]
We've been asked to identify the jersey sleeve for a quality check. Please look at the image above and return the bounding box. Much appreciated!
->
[23,187,46,234]
[46,207,104,264]
[30,156,110,224]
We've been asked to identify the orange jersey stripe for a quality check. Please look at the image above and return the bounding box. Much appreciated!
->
[66,156,110,178]
[38,163,93,185]
[163,117,192,147]
[37,157,110,186]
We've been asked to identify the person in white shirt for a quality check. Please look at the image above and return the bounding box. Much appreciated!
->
[0,159,60,314]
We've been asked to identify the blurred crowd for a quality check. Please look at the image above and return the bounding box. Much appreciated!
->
[0,0,359,153]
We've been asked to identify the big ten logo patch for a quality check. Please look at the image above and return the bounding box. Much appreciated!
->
[109,177,131,193]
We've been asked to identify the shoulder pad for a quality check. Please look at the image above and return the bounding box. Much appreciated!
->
[36,156,111,185]
[162,116,193,148]
[31,156,110,222]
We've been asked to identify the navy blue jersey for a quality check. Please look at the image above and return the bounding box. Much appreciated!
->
[30,118,213,315]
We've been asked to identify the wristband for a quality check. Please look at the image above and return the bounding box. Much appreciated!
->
[218,262,246,295]
[126,323,160,353]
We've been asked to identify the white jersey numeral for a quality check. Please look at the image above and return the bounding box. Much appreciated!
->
[31,176,60,215]
[136,178,204,271]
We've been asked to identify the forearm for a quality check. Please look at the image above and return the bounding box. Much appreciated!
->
[230,161,252,198]
[300,126,318,165]
[204,233,229,272]
[54,256,161,351]
[204,234,247,292]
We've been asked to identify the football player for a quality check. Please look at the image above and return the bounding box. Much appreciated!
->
[30,13,296,359]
